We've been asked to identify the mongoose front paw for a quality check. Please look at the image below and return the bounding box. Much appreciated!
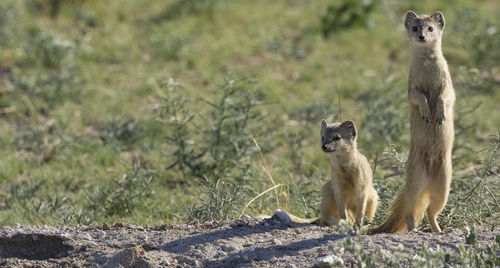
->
[436,114,445,124]
[419,107,431,123]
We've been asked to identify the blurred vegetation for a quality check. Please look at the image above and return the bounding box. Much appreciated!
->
[0,0,498,236]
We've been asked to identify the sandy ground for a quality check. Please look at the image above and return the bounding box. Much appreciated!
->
[0,214,497,267]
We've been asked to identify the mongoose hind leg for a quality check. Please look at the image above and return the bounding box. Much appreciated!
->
[404,161,430,232]
[426,159,452,232]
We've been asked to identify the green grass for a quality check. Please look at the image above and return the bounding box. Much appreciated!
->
[0,0,498,235]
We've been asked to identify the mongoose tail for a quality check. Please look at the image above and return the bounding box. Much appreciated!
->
[370,184,427,234]
[272,209,320,224]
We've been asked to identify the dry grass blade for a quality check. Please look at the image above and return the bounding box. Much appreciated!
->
[239,183,284,218]
[253,138,280,208]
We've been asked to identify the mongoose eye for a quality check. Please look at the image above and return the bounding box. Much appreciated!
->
[333,136,341,141]
[428,26,433,32]
[412,26,418,32]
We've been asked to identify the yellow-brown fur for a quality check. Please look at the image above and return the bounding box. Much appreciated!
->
[372,11,455,233]
[318,120,378,226]
[274,120,378,226]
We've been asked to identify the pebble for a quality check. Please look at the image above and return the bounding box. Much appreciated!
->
[314,255,344,267]
[96,231,106,239]
[273,239,282,245]
[241,255,249,262]
[249,247,255,252]
[86,241,97,247]
[218,251,228,257]
[286,264,296,268]
[138,234,148,240]
[222,245,239,252]
[82,233,93,240]
[161,258,170,265]
[272,210,292,223]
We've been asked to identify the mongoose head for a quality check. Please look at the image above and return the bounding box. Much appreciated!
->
[404,11,445,45]
[320,120,357,153]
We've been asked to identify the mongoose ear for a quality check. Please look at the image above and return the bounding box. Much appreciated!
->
[404,11,417,30]
[340,120,357,138]
[321,119,328,129]
[431,11,445,30]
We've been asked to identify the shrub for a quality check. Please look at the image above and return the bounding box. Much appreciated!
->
[96,117,143,151]
[441,133,500,230]
[0,4,15,47]
[320,0,377,38]
[357,74,408,156]
[85,158,156,218]
[156,77,267,221]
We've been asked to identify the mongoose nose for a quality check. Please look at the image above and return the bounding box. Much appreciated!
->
[418,35,425,40]
[321,144,327,150]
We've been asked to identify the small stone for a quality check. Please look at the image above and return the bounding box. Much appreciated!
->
[241,255,249,262]
[31,234,39,241]
[96,231,106,239]
[314,255,344,267]
[218,251,228,257]
[138,234,148,240]
[82,233,93,240]
[222,245,240,252]
[273,239,282,245]
[161,258,170,265]
[286,264,296,268]
[102,223,110,230]
[272,209,292,223]
[264,222,270,227]
[86,241,97,247]
[113,222,125,228]
[249,247,255,252]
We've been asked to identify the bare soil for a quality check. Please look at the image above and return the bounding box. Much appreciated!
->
[0,215,497,267]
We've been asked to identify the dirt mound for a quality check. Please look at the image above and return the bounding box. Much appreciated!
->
[0,218,497,267]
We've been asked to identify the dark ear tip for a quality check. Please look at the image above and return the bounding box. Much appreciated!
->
[432,11,444,17]
[406,10,417,16]
[343,120,355,128]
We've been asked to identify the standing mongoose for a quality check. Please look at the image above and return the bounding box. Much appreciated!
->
[273,120,378,227]
[372,11,455,233]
